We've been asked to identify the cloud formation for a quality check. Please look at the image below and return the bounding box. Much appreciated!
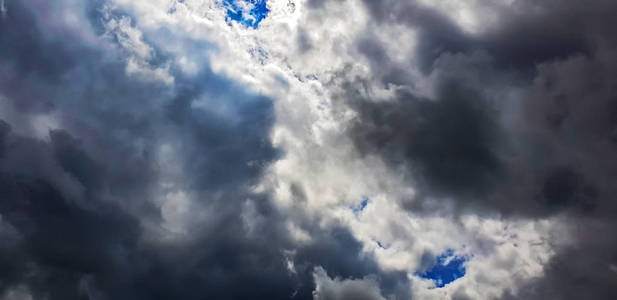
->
[0,1,404,299]
[1,0,616,299]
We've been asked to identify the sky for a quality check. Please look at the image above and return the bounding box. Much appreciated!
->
[1,0,617,299]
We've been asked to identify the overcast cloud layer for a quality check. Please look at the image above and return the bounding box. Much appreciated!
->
[1,0,616,299]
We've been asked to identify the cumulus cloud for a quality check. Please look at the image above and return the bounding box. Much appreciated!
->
[1,0,616,299]
[312,267,386,300]
[335,0,617,298]
[0,0,409,299]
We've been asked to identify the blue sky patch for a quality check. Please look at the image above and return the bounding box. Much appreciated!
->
[417,249,467,288]
[222,0,269,29]
[351,196,369,215]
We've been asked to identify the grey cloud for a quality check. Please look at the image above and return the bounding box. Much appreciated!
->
[360,0,471,73]
[9,0,617,298]
[349,79,503,203]
[0,120,10,157]
[297,27,313,53]
[495,40,617,299]
[0,1,412,299]
[343,0,617,298]
[348,0,617,214]
[291,227,411,299]
[501,219,617,300]
[358,0,615,74]
[312,267,386,300]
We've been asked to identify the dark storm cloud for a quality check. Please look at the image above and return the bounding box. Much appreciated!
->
[349,0,617,214]
[495,37,617,299]
[0,120,10,157]
[358,0,616,74]
[0,1,411,299]
[349,79,503,201]
[0,172,140,299]
[501,219,617,300]
[165,73,280,191]
[344,0,617,298]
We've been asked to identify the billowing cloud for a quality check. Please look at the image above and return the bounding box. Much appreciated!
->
[337,0,617,298]
[312,267,387,300]
[1,0,616,299]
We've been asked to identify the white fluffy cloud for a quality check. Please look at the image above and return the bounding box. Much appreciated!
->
[98,1,570,298]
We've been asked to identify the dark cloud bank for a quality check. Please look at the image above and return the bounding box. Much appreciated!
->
[346,0,617,299]
[0,1,408,299]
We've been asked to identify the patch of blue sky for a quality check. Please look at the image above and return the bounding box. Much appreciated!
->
[416,249,467,288]
[222,0,269,29]
[351,196,369,215]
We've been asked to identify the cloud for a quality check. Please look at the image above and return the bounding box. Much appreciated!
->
[312,267,386,300]
[0,1,413,299]
[339,0,617,298]
[348,78,503,202]
[2,0,617,299]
